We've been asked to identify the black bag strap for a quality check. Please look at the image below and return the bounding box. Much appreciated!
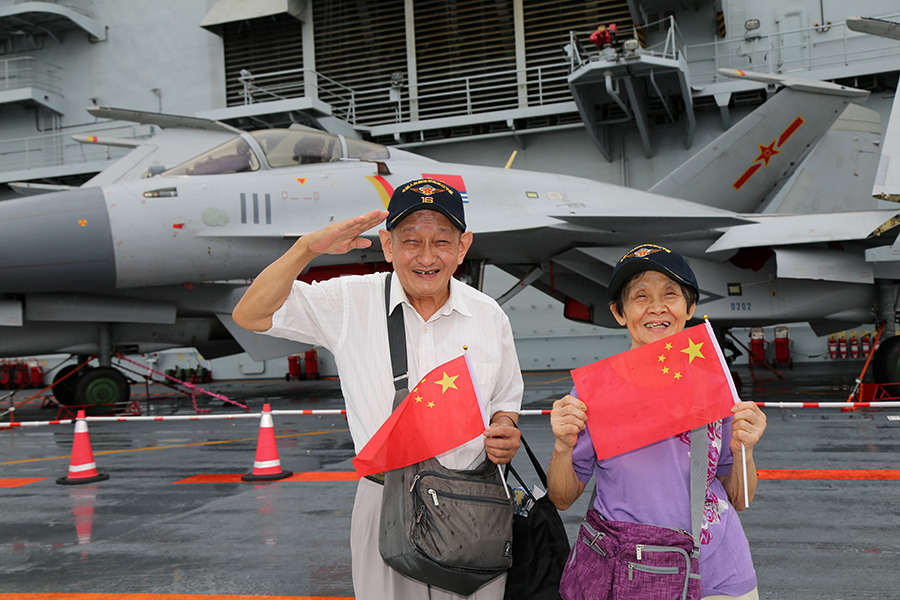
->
[514,426,547,488]
[385,274,408,406]
[504,424,548,504]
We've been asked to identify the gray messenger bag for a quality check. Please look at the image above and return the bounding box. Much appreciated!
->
[377,276,514,596]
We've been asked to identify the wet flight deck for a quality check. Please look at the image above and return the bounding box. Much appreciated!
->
[1,362,899,599]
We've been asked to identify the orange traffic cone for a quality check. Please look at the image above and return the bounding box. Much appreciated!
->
[56,410,110,485]
[242,404,292,482]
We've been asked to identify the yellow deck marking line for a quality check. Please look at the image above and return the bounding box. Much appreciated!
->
[0,429,349,466]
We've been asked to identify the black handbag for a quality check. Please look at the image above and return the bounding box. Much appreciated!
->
[378,275,514,596]
[380,454,515,596]
[504,429,569,600]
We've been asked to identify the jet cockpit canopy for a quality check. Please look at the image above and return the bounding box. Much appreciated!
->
[163,129,390,176]
[164,136,260,176]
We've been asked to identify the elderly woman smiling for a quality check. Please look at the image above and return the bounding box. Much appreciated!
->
[548,244,766,600]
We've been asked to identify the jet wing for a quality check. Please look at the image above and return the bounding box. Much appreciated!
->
[549,215,748,236]
[846,16,900,41]
[216,312,311,362]
[706,210,899,253]
[86,106,242,133]
[774,248,874,285]
[714,69,872,97]
[548,186,753,235]
[8,182,77,196]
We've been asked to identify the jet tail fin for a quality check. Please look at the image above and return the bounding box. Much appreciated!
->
[762,103,883,214]
[873,88,900,202]
[649,70,869,214]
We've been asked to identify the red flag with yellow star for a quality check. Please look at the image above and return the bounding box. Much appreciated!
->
[571,321,738,461]
[352,354,488,477]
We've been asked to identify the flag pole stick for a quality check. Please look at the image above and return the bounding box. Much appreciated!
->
[498,464,511,499]
[741,444,749,508]
[704,318,750,507]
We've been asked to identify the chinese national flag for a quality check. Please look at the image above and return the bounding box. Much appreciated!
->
[352,355,488,477]
[571,321,738,461]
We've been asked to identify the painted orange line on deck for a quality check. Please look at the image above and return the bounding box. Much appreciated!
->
[758,469,900,480]
[0,477,47,487]
[0,594,353,600]
[174,471,360,484]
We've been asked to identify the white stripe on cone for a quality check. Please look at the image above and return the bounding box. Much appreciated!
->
[69,462,98,473]
[253,459,282,470]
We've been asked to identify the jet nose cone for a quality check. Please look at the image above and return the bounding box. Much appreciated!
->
[0,187,115,293]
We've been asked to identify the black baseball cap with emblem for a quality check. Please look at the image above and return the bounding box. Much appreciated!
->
[385,178,466,231]
[607,244,699,300]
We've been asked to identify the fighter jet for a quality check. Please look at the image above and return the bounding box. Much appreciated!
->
[2,69,899,410]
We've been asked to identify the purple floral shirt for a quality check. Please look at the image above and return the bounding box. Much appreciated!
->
[570,394,757,597]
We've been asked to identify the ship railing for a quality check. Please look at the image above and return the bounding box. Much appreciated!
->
[357,64,572,124]
[234,63,572,126]
[0,56,63,95]
[566,16,687,73]
[685,12,900,86]
[238,68,357,124]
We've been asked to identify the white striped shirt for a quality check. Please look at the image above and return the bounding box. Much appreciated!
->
[265,272,523,469]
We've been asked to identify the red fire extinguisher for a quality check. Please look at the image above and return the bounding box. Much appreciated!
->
[285,354,304,381]
[828,334,838,359]
[861,331,871,356]
[849,331,860,359]
[773,326,792,367]
[11,362,28,389]
[0,362,10,389]
[749,328,766,365]
[28,361,44,388]
[304,349,320,380]
[838,332,848,359]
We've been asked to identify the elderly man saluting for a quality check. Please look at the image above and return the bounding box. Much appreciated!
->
[232,178,523,599]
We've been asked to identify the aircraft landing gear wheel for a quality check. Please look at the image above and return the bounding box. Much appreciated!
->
[872,336,900,384]
[52,365,83,406]
[76,367,130,415]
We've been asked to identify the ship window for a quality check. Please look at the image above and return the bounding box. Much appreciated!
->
[164,137,260,176]
[251,130,342,167]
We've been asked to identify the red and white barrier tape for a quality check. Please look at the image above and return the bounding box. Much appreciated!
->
[750,401,900,408]
[2,402,899,428]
